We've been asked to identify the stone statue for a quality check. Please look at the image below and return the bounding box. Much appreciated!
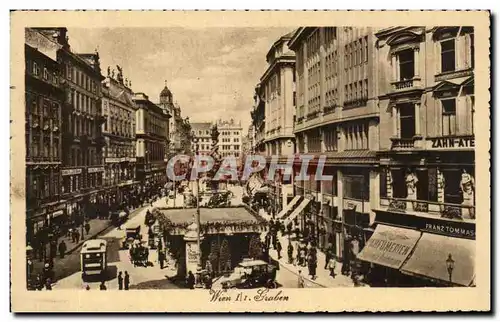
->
[107,66,110,77]
[405,170,418,200]
[116,65,123,83]
[125,78,128,87]
[460,169,475,219]
[111,69,115,79]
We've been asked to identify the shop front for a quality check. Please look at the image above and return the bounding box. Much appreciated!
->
[362,209,476,287]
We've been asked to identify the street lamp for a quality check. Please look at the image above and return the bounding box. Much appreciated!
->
[446,253,455,284]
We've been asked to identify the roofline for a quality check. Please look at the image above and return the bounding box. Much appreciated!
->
[265,33,294,61]
[260,56,295,84]
[287,27,317,51]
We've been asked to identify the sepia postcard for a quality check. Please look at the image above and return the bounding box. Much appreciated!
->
[10,10,491,312]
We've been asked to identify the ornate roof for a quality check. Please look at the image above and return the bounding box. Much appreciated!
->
[160,79,172,98]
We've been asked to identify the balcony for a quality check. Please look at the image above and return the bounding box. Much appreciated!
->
[296,116,304,124]
[390,77,422,92]
[383,198,475,222]
[343,97,368,110]
[323,105,336,115]
[390,137,422,150]
[306,110,320,120]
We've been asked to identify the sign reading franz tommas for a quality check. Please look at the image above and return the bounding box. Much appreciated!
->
[426,136,475,150]
[375,210,475,239]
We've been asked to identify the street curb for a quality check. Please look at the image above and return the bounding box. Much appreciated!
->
[66,205,149,255]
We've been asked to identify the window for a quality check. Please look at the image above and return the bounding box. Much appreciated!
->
[399,49,415,80]
[343,171,369,201]
[391,169,407,198]
[32,62,39,76]
[441,39,456,73]
[399,103,415,139]
[380,168,388,198]
[442,169,463,204]
[416,169,438,202]
[441,99,456,136]
[43,67,49,80]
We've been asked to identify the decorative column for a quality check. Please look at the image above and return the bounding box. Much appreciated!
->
[391,54,397,82]
[414,102,421,136]
[392,105,398,137]
[414,48,420,77]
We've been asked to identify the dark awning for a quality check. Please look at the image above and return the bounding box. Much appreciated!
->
[357,224,421,269]
[400,233,475,286]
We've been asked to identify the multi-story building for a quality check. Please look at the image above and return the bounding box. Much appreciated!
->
[32,28,107,226]
[101,67,138,205]
[216,118,243,159]
[262,32,296,157]
[250,84,266,156]
[133,92,170,187]
[190,122,213,155]
[157,80,186,155]
[370,26,475,286]
[259,32,296,212]
[25,28,65,244]
[287,27,379,258]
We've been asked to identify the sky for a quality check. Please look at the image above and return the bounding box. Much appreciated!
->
[67,27,294,130]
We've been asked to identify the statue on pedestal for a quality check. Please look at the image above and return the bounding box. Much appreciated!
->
[405,170,418,200]
[460,169,475,219]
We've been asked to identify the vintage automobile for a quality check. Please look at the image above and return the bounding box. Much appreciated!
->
[220,259,278,289]
[80,239,108,279]
[125,225,142,241]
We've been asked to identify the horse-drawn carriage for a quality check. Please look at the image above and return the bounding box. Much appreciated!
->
[129,243,150,267]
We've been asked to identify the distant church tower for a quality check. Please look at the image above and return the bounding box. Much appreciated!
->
[160,80,173,105]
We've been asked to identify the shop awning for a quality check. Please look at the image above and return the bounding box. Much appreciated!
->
[400,233,475,286]
[357,224,421,269]
[277,195,301,219]
[284,198,311,226]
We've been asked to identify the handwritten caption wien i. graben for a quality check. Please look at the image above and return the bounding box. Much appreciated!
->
[209,289,289,303]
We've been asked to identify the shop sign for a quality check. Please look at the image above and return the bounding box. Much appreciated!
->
[422,223,475,239]
[62,168,82,176]
[375,210,475,239]
[426,136,475,150]
[88,167,105,173]
[105,157,120,163]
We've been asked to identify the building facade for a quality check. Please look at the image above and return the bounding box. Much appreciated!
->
[190,122,213,155]
[369,26,475,286]
[25,28,65,244]
[250,84,266,156]
[287,27,379,258]
[133,92,170,187]
[30,28,108,230]
[259,32,296,213]
[101,67,138,205]
[216,119,243,159]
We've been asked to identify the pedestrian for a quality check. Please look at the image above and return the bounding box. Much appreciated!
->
[158,249,165,269]
[186,271,195,289]
[309,253,317,280]
[58,240,67,259]
[144,247,150,266]
[124,271,130,290]
[287,242,294,264]
[75,229,80,243]
[45,278,52,290]
[276,240,282,260]
[99,281,107,290]
[49,240,57,259]
[328,257,337,278]
[85,284,90,291]
[297,270,305,288]
[117,271,123,290]
[36,274,43,291]
[324,245,332,270]
[84,222,90,236]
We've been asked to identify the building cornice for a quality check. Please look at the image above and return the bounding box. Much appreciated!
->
[260,56,296,84]
[287,27,317,51]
